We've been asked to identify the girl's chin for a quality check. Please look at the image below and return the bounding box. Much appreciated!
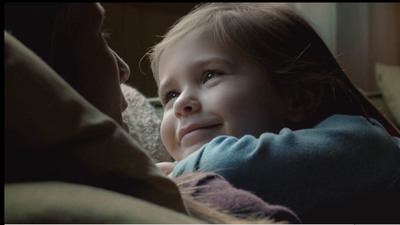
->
[178,140,210,161]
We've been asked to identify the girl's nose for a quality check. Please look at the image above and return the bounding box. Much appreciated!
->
[173,90,201,118]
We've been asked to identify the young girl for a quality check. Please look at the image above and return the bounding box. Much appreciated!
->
[149,3,400,223]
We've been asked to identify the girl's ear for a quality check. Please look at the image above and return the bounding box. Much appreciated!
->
[286,85,324,123]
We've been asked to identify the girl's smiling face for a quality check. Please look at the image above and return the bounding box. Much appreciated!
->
[157,29,292,161]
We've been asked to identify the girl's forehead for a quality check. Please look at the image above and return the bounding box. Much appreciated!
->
[157,27,259,78]
[159,30,226,67]
[161,28,235,59]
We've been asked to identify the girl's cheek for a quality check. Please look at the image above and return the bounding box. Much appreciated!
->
[160,113,176,152]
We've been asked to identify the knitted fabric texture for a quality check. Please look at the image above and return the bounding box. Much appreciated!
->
[121,84,173,163]
[174,172,301,224]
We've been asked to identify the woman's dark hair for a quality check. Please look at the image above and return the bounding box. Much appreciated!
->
[4,3,78,86]
[4,3,58,63]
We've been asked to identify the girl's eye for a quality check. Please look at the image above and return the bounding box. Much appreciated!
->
[203,70,223,83]
[163,91,179,105]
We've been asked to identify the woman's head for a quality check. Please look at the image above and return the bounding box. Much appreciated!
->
[5,3,131,130]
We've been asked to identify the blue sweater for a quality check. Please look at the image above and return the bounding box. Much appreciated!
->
[172,114,400,222]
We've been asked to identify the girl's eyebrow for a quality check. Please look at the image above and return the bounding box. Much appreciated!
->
[193,56,235,68]
[158,79,173,97]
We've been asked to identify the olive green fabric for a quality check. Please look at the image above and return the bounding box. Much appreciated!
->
[4,31,189,219]
[5,182,202,224]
